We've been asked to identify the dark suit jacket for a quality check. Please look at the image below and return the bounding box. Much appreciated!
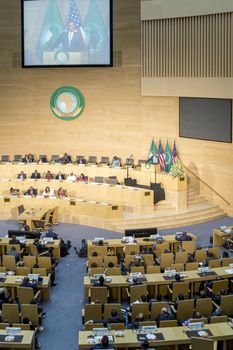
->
[31,173,41,179]
[51,30,86,52]
[17,174,26,179]
[55,174,65,180]
[24,189,37,196]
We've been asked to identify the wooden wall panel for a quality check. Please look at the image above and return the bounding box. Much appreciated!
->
[0,0,232,214]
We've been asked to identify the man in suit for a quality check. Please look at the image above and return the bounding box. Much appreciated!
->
[17,171,27,180]
[50,21,86,52]
[55,172,65,180]
[31,170,41,179]
[24,186,37,196]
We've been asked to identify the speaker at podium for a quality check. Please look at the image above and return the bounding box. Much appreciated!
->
[43,51,88,65]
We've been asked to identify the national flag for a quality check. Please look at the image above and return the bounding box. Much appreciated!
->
[84,0,109,63]
[164,141,172,173]
[66,0,86,46]
[158,140,166,171]
[147,139,157,164]
[172,141,179,164]
[36,0,64,63]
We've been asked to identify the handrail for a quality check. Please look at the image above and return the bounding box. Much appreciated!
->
[184,165,231,206]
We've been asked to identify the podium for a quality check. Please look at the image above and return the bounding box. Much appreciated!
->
[43,51,88,65]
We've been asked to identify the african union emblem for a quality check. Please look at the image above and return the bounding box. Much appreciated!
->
[50,86,85,121]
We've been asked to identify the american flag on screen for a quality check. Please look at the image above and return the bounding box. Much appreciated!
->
[172,141,179,163]
[67,0,86,45]
[158,140,166,171]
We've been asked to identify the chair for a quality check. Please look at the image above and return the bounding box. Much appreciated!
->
[14,155,22,162]
[171,263,184,272]
[208,247,221,259]
[0,323,10,329]
[142,254,154,267]
[131,303,149,322]
[2,304,20,323]
[0,267,6,273]
[13,323,31,330]
[100,156,110,165]
[32,268,47,276]
[182,241,196,254]
[208,259,221,268]
[155,242,170,257]
[76,155,87,164]
[130,266,145,274]
[37,256,54,270]
[87,257,103,268]
[39,155,47,163]
[105,268,121,276]
[33,210,52,232]
[88,268,105,276]
[159,319,178,327]
[2,255,17,271]
[206,279,228,295]
[168,281,190,301]
[175,251,188,264]
[159,253,174,269]
[194,249,207,262]
[127,285,148,303]
[190,317,208,324]
[185,262,199,271]
[110,323,125,330]
[218,295,233,316]
[139,321,156,327]
[51,155,60,162]
[104,303,121,320]
[90,246,108,257]
[17,287,40,304]
[124,245,139,255]
[23,255,37,268]
[171,299,194,322]
[85,323,103,330]
[125,158,134,166]
[210,315,228,323]
[146,266,160,274]
[221,257,233,266]
[89,287,108,304]
[103,256,118,268]
[191,337,217,350]
[88,156,97,164]
[95,176,104,183]
[1,155,9,162]
[20,304,41,326]
[150,302,169,320]
[16,267,31,276]
[49,206,58,225]
[195,298,212,317]
[83,304,103,323]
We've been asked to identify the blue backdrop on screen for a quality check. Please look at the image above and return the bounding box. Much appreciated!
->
[179,97,232,143]
[21,0,112,67]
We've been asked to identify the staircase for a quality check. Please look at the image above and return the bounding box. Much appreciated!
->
[108,185,226,233]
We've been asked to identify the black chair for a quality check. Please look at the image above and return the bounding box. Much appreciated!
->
[39,155,48,163]
[88,156,97,164]
[14,155,22,162]
[125,158,134,166]
[1,155,10,162]
[100,156,109,165]
[51,155,60,163]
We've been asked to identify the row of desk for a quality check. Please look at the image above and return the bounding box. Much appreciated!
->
[78,323,233,349]
[87,234,197,256]
[0,179,154,209]
[84,266,233,303]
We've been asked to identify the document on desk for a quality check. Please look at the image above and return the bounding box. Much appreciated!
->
[224,268,233,274]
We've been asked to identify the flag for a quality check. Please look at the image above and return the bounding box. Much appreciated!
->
[147,139,157,164]
[66,0,86,46]
[84,0,109,63]
[158,140,166,171]
[36,0,64,63]
[172,141,179,164]
[164,141,172,173]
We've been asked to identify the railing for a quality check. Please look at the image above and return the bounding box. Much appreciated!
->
[184,165,231,206]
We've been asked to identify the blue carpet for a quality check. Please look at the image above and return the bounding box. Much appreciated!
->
[0,217,232,350]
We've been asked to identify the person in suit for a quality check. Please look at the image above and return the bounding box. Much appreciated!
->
[50,21,86,52]
[94,275,107,287]
[45,170,53,180]
[31,170,41,179]
[55,172,65,180]
[108,309,125,324]
[17,171,27,180]
[20,276,38,293]
[24,186,37,196]
[156,307,175,326]
[9,235,21,245]
[61,153,72,164]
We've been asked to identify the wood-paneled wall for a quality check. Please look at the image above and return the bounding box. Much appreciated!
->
[0,0,232,214]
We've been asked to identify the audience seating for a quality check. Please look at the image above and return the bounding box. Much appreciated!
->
[168,282,190,301]
[210,315,228,323]
[127,285,148,303]
[17,287,40,304]
[110,323,125,330]
[131,303,149,322]
[206,279,228,294]
[171,299,194,322]
[89,287,108,304]
[88,267,105,276]
[23,255,37,268]
[83,304,102,323]
[181,241,196,254]
[185,262,199,271]
[146,266,160,274]
[150,302,169,320]
[159,319,178,327]
[194,248,207,262]
[191,337,217,350]
[2,255,17,272]
[105,268,121,276]
[2,304,20,323]
[159,253,174,270]
[216,294,233,316]
[195,298,212,317]
[103,256,118,268]
[208,259,221,268]
[21,304,42,326]
[175,251,188,264]
[103,303,121,320]
[16,267,30,275]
